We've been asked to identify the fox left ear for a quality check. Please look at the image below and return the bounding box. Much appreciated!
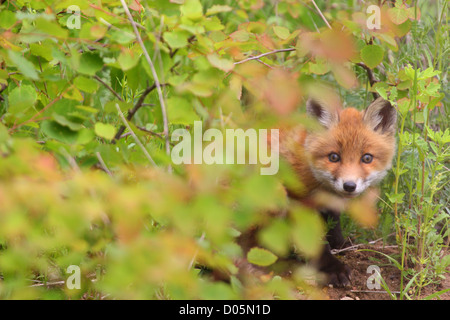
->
[363,98,397,134]
[306,98,339,128]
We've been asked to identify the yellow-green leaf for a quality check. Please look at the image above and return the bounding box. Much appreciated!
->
[388,7,409,25]
[207,53,234,72]
[8,51,39,80]
[180,0,203,21]
[206,5,232,16]
[118,49,140,71]
[167,97,199,125]
[291,208,324,258]
[247,247,278,267]
[35,18,68,39]
[8,85,37,116]
[74,76,99,93]
[95,122,117,140]
[273,26,290,40]
[163,30,190,49]
[360,45,384,69]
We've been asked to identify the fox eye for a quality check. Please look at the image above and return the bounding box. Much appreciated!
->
[328,153,340,163]
[361,154,373,164]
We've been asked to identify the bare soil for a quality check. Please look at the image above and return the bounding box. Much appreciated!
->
[323,245,450,300]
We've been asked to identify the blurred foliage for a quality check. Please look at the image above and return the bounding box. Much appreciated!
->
[0,0,447,299]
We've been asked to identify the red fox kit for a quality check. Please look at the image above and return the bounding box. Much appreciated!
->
[276,97,397,286]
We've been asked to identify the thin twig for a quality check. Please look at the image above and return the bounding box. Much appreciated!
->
[9,85,72,133]
[256,58,273,68]
[119,0,171,167]
[330,236,395,255]
[96,151,113,177]
[30,280,66,287]
[188,232,206,271]
[112,83,166,142]
[350,290,401,294]
[115,103,157,167]
[94,75,123,101]
[311,0,332,29]
[60,147,81,172]
[0,83,7,102]
[135,125,171,144]
[234,48,295,65]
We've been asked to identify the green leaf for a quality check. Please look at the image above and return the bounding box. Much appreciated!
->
[207,53,234,72]
[35,18,68,39]
[205,5,232,16]
[419,67,440,80]
[202,16,224,31]
[360,249,403,270]
[308,58,330,75]
[273,26,290,40]
[55,0,90,10]
[40,120,79,144]
[291,208,324,258]
[109,28,136,45]
[8,51,39,80]
[386,192,405,204]
[73,76,99,93]
[76,128,95,145]
[259,220,290,256]
[8,85,37,116]
[247,247,278,267]
[94,122,117,140]
[78,52,104,76]
[117,49,140,71]
[53,113,83,131]
[0,10,16,29]
[167,97,199,125]
[163,30,190,49]
[393,19,411,37]
[180,0,203,21]
[229,29,250,42]
[360,45,384,69]
[424,288,450,300]
[30,42,53,61]
[388,7,409,25]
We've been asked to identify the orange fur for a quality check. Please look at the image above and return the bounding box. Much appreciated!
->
[277,98,397,209]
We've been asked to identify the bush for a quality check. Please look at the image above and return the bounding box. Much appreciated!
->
[0,0,447,299]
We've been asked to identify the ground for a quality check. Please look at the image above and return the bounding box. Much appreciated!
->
[323,245,450,300]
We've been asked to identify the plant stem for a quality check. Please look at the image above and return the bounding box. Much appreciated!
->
[311,0,332,29]
[115,103,157,167]
[119,0,171,170]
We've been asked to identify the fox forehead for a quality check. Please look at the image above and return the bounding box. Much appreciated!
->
[306,107,396,167]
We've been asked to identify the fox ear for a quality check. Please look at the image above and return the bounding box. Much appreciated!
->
[306,98,339,128]
[363,97,397,134]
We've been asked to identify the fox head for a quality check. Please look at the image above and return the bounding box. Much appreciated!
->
[304,97,397,198]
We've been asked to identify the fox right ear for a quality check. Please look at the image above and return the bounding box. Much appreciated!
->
[306,99,339,128]
[363,97,397,134]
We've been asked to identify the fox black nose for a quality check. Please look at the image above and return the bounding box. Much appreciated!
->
[343,181,357,192]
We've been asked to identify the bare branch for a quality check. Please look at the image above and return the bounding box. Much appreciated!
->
[96,151,113,177]
[311,0,332,29]
[356,62,380,99]
[112,83,167,142]
[234,48,295,65]
[94,75,123,101]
